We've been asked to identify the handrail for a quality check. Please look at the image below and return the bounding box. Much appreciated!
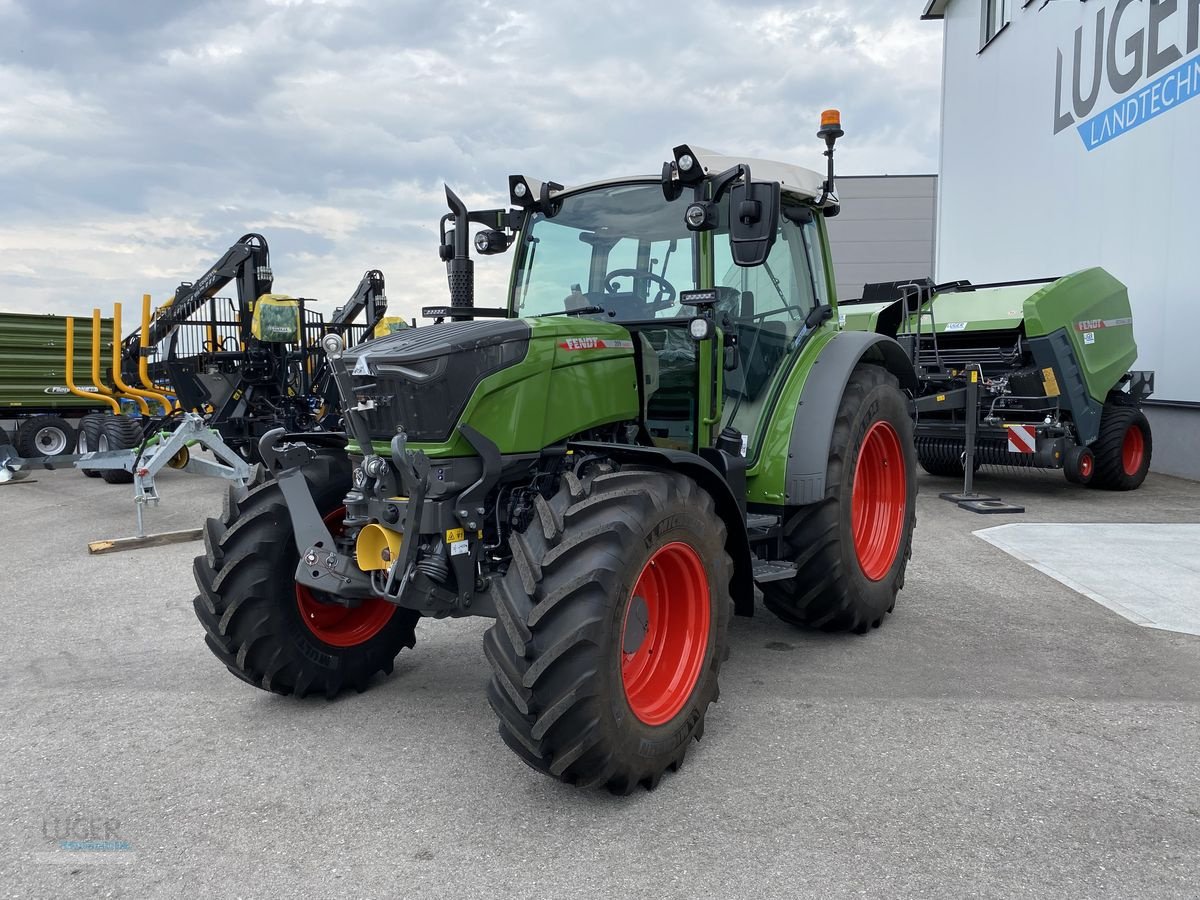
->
[136,294,175,412]
[65,316,120,413]
[108,302,153,415]
[89,308,124,409]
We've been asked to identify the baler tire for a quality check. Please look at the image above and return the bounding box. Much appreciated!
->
[78,413,105,478]
[98,415,143,484]
[0,425,11,448]
[15,415,76,458]
[483,465,732,794]
[762,364,917,634]
[1063,444,1095,485]
[192,452,418,698]
[1090,405,1152,491]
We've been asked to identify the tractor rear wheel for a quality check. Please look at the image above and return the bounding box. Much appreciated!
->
[1090,404,1152,490]
[15,414,76,458]
[762,364,917,633]
[78,413,105,478]
[192,453,418,698]
[98,415,142,484]
[483,466,732,794]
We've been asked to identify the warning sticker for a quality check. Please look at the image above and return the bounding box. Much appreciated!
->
[558,337,635,351]
[1006,424,1037,454]
[1041,367,1061,398]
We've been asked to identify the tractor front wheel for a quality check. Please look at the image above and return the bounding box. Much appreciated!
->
[762,364,917,633]
[484,466,732,794]
[192,453,418,698]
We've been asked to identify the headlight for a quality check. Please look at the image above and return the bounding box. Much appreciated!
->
[688,317,714,341]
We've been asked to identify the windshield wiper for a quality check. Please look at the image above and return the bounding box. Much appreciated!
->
[534,305,606,318]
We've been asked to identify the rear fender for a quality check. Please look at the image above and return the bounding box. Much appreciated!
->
[568,441,756,617]
[785,332,917,505]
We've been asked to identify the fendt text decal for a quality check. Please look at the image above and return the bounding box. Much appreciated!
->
[1075,317,1133,331]
[558,338,635,351]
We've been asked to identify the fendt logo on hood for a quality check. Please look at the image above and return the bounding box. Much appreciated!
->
[557,337,634,351]
[1054,0,1200,150]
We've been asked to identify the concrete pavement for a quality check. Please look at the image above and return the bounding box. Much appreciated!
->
[1,465,1198,899]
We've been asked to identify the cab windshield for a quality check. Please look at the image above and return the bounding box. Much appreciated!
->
[511,182,699,321]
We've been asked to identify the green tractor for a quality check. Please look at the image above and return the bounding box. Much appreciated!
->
[193,114,920,793]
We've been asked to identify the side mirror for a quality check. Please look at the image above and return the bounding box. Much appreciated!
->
[728,180,780,267]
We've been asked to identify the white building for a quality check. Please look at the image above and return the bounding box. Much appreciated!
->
[922,0,1200,479]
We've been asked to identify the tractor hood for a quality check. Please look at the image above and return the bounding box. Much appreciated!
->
[343,315,640,455]
[346,319,532,444]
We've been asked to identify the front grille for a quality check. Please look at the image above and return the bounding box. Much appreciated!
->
[346,319,530,443]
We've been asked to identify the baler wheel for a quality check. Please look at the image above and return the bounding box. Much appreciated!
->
[483,466,731,794]
[1063,444,1095,485]
[762,364,917,634]
[1091,404,1152,491]
[192,452,418,698]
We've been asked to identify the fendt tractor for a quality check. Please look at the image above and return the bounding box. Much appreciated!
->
[193,113,922,793]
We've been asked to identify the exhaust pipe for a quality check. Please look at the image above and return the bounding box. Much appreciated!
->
[444,186,474,320]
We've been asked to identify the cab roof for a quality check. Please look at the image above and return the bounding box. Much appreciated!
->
[528,146,831,207]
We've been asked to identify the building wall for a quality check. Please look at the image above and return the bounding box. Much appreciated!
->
[933,0,1200,478]
[825,175,937,302]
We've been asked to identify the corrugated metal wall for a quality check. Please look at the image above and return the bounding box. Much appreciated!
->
[0,312,115,413]
[824,175,938,302]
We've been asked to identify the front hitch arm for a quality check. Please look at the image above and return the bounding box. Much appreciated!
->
[259,427,377,602]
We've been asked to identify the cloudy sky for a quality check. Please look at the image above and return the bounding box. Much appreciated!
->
[0,0,942,324]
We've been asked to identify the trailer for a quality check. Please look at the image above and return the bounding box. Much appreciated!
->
[0,311,119,457]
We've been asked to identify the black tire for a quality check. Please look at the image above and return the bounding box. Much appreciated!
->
[15,415,76,458]
[1063,444,1095,485]
[0,425,11,448]
[98,415,143,484]
[762,364,917,633]
[484,466,732,794]
[1090,404,1152,491]
[78,413,105,478]
[193,453,419,698]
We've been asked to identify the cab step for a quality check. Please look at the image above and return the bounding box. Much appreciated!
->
[751,559,797,584]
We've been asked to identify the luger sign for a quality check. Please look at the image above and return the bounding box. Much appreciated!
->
[1053,0,1200,149]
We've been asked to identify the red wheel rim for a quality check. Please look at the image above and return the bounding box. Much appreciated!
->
[1080,451,1094,478]
[851,421,907,582]
[1122,425,1145,476]
[620,542,711,727]
[295,507,396,648]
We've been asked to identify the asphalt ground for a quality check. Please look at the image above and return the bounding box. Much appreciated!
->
[1,464,1198,899]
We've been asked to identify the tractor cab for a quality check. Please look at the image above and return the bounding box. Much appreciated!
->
[502,146,839,460]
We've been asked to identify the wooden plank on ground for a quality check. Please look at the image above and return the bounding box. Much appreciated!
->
[87,528,204,555]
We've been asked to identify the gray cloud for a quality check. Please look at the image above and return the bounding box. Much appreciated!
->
[0,0,941,321]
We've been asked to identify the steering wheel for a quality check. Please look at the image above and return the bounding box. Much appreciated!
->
[602,268,677,308]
